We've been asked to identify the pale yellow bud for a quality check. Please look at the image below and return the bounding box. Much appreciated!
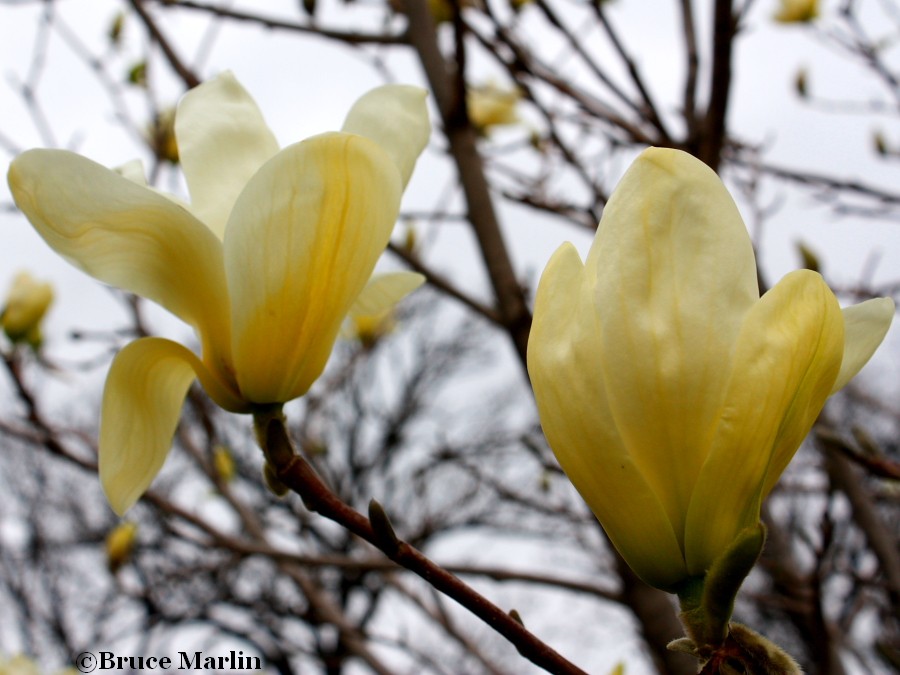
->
[212,444,236,482]
[468,83,522,135]
[1,272,53,348]
[774,0,818,23]
[351,311,395,348]
[0,654,41,675]
[105,521,138,572]
[147,108,179,164]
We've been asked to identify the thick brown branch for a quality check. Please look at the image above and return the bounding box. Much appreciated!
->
[403,0,532,367]
[698,0,737,171]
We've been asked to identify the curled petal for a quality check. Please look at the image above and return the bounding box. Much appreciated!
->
[225,132,402,403]
[528,243,687,590]
[341,85,430,189]
[589,148,759,543]
[8,150,234,377]
[176,71,280,239]
[348,271,426,319]
[685,270,843,574]
[830,297,895,394]
[100,337,248,515]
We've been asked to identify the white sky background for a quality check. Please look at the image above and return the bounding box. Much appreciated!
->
[0,0,899,673]
[1,0,899,356]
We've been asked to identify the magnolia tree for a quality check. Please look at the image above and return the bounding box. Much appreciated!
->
[1,1,899,674]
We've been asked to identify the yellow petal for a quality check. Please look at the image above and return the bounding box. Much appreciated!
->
[101,338,197,514]
[8,149,234,381]
[341,85,430,189]
[225,133,402,403]
[175,71,280,239]
[685,270,843,573]
[348,271,426,319]
[587,148,759,545]
[830,297,895,394]
[528,243,687,590]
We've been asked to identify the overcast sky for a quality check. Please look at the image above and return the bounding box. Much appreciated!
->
[1,2,898,672]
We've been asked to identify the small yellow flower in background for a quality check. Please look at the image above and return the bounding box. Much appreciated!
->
[105,521,138,572]
[1,272,53,348]
[467,83,522,135]
[426,0,476,24]
[0,655,76,675]
[774,0,818,23]
[528,148,893,592]
[0,655,40,675]
[345,271,425,347]
[212,444,236,483]
[8,72,430,515]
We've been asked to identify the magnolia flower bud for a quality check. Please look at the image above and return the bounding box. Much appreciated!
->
[105,521,138,573]
[1,272,53,348]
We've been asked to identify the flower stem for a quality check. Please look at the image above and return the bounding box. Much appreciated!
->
[252,407,588,675]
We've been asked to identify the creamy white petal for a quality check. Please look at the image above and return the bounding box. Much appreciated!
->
[8,149,235,379]
[341,85,430,189]
[100,338,198,514]
[348,271,426,319]
[830,297,895,394]
[176,71,280,239]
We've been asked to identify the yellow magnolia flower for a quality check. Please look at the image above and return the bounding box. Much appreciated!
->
[527,148,894,591]
[8,72,430,514]
[774,0,818,23]
[1,271,53,347]
[467,83,521,135]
